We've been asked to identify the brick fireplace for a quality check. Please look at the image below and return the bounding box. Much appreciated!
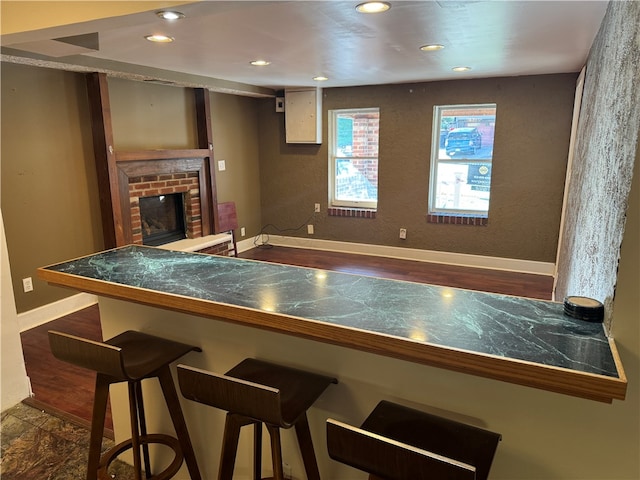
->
[103,155,216,247]
[129,172,201,245]
[86,75,230,251]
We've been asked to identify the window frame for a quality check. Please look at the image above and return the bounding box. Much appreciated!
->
[328,107,380,210]
[428,103,497,217]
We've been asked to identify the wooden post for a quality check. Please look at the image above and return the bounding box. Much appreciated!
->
[194,88,219,235]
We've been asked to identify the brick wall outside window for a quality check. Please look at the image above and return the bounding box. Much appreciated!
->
[351,114,379,186]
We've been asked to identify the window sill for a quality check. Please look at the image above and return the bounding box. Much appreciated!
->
[427,213,488,226]
[329,207,377,219]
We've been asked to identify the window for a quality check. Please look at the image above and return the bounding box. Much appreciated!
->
[329,108,379,210]
[429,104,497,217]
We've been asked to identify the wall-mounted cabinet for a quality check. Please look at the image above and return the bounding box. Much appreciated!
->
[285,88,322,144]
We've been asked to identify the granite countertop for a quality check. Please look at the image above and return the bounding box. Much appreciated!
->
[38,245,626,402]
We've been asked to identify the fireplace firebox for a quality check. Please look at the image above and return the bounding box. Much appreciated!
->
[139,194,187,246]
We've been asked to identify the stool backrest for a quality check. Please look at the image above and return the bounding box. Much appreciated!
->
[48,330,128,380]
[177,364,283,426]
[363,401,500,480]
[217,202,238,232]
[327,419,477,480]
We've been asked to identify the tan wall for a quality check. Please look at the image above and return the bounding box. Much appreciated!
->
[1,64,263,313]
[210,92,262,243]
[258,74,576,262]
[108,77,198,150]
[1,63,104,313]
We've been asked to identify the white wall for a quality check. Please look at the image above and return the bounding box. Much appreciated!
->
[555,1,640,328]
[1,210,30,410]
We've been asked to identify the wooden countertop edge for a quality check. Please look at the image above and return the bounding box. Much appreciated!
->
[37,268,627,403]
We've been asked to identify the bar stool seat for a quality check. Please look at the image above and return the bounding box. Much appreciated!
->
[327,400,501,480]
[178,359,337,480]
[48,329,202,480]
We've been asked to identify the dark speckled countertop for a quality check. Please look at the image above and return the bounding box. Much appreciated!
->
[39,245,626,402]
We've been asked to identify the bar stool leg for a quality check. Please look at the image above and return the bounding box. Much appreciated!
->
[267,424,285,480]
[294,413,321,480]
[134,382,152,478]
[128,382,144,480]
[253,422,263,480]
[157,366,202,480]
[219,413,253,480]
[87,374,110,480]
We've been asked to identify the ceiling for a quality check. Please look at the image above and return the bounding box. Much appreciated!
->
[1,1,609,97]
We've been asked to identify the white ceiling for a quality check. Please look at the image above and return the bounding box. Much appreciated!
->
[2,1,609,95]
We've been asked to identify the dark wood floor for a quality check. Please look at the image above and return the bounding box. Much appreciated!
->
[20,304,112,435]
[20,246,553,433]
[240,246,554,300]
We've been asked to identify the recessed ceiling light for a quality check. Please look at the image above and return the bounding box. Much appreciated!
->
[250,60,271,66]
[355,2,391,13]
[452,66,472,72]
[156,11,185,21]
[420,44,444,52]
[313,76,329,82]
[145,34,174,43]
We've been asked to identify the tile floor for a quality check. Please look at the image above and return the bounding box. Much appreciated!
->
[1,402,134,479]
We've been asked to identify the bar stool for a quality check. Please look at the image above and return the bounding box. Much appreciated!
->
[326,400,501,480]
[177,359,337,480]
[48,329,202,480]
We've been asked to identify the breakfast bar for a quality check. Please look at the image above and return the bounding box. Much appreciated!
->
[38,245,627,478]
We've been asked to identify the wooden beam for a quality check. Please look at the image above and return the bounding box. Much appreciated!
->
[194,88,219,235]
[85,72,121,248]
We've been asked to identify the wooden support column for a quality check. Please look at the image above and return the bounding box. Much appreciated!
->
[194,88,219,234]
[85,72,122,248]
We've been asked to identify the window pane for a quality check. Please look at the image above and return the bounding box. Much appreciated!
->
[330,108,380,208]
[336,112,379,158]
[430,104,497,216]
[438,107,496,160]
[336,117,354,156]
[433,162,491,211]
[335,157,378,202]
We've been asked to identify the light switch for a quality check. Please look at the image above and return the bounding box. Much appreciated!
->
[218,160,226,171]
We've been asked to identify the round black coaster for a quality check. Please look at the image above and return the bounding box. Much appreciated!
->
[563,296,604,322]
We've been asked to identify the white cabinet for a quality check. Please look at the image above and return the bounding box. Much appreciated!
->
[285,88,322,144]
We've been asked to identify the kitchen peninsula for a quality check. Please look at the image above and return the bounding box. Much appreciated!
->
[38,245,627,478]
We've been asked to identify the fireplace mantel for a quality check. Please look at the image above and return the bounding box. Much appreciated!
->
[86,73,220,248]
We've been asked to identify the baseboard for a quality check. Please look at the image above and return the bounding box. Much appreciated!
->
[236,237,255,254]
[18,292,98,332]
[262,235,555,276]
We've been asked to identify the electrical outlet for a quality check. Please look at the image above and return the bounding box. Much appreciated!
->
[399,228,407,239]
[22,277,34,293]
[307,224,314,235]
[283,463,292,479]
[240,227,246,237]
[314,203,321,213]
